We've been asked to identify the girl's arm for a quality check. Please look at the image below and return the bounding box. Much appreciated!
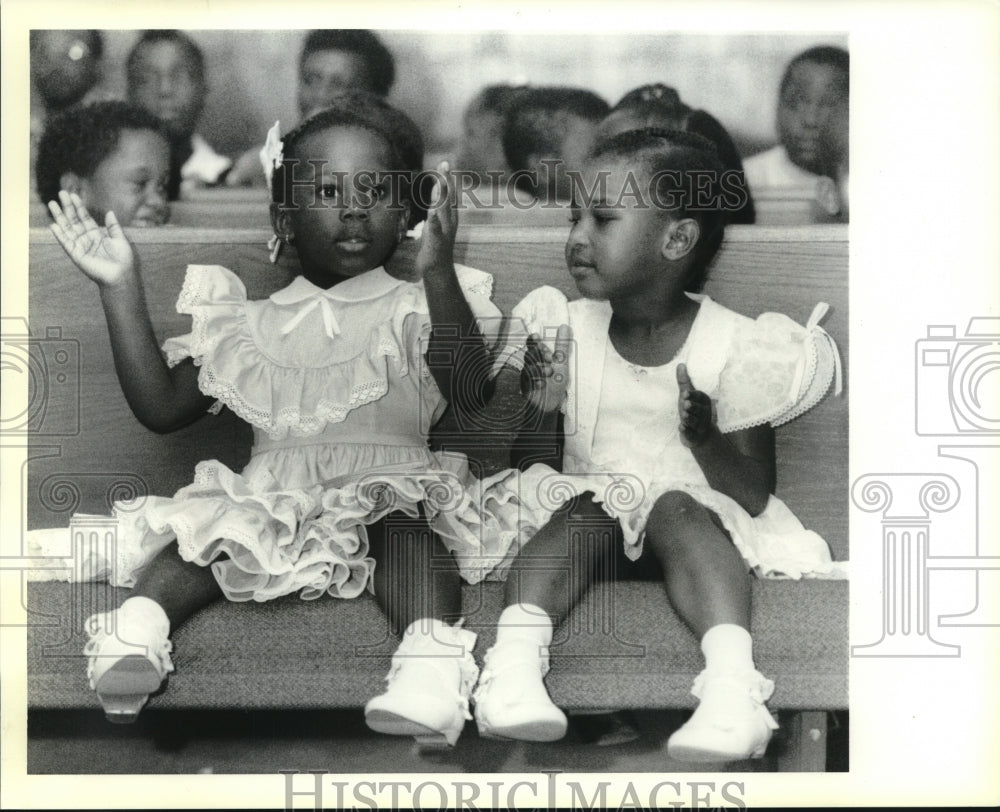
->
[49,192,214,433]
[677,363,775,516]
[510,327,572,471]
[417,164,495,419]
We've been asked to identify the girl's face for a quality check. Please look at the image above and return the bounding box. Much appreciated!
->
[79,128,171,227]
[777,61,848,175]
[298,50,373,120]
[565,157,679,301]
[128,40,205,141]
[281,126,408,288]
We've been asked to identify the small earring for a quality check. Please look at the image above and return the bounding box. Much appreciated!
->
[267,235,283,264]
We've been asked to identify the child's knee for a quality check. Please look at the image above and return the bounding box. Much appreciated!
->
[645,490,710,551]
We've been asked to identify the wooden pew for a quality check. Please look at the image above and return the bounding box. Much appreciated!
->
[25,223,848,769]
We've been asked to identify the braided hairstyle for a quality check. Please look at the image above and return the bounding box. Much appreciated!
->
[602,84,755,224]
[589,127,730,291]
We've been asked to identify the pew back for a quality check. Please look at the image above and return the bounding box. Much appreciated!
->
[26,223,848,559]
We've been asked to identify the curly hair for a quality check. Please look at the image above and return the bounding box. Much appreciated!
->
[590,128,730,291]
[126,30,205,88]
[300,30,395,97]
[35,100,170,206]
[270,91,426,225]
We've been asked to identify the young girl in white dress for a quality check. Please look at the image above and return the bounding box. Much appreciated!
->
[471,129,843,762]
[47,100,508,747]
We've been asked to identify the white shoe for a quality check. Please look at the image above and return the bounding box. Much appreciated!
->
[473,639,568,742]
[364,619,478,747]
[83,599,174,724]
[666,669,779,762]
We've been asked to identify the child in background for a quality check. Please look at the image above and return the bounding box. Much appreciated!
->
[743,46,849,195]
[49,101,514,748]
[36,100,171,228]
[474,129,843,761]
[227,30,397,187]
[455,83,532,184]
[502,86,610,204]
[126,30,233,198]
[598,83,756,224]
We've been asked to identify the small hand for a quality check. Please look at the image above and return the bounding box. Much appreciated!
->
[677,363,715,448]
[48,191,136,287]
[414,161,457,280]
[521,324,572,413]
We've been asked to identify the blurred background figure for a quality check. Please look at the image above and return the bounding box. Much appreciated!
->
[227,29,396,187]
[35,100,171,228]
[455,83,531,182]
[598,83,756,224]
[743,45,849,195]
[502,86,609,205]
[126,30,232,199]
[30,30,110,191]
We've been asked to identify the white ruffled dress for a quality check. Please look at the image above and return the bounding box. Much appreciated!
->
[479,286,847,580]
[103,263,516,601]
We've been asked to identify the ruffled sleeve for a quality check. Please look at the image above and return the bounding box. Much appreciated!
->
[491,285,570,374]
[715,302,843,432]
[454,263,503,347]
[161,265,247,369]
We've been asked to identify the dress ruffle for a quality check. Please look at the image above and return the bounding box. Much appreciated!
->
[109,451,522,601]
[162,264,501,440]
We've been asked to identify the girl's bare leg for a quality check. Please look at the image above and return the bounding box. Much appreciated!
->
[131,542,224,629]
[643,489,776,762]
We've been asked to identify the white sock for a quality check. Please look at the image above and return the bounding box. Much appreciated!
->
[701,623,755,674]
[495,603,554,648]
[119,596,171,638]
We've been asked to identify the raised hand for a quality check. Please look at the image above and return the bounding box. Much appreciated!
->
[415,161,458,280]
[521,324,572,413]
[677,362,715,448]
[48,191,136,287]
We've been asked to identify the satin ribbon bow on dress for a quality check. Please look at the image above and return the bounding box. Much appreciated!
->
[271,276,344,339]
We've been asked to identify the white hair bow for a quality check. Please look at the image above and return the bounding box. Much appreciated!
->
[260,121,284,194]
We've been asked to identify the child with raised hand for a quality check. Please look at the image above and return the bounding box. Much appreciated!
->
[48,100,509,748]
[36,100,171,227]
[474,129,843,761]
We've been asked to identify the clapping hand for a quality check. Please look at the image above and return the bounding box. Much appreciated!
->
[676,363,715,447]
[521,324,572,413]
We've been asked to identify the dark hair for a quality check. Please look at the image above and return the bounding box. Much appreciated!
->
[30,29,104,60]
[590,128,729,291]
[126,30,205,88]
[606,84,755,224]
[465,83,532,120]
[271,91,425,225]
[300,30,395,97]
[502,86,610,175]
[35,100,170,206]
[779,45,849,99]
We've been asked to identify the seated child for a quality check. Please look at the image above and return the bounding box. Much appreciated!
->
[743,45,849,196]
[35,100,171,227]
[455,83,532,183]
[126,30,233,198]
[227,30,397,187]
[598,83,756,224]
[502,86,610,205]
[475,129,843,762]
[44,95,529,749]
[30,30,111,193]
